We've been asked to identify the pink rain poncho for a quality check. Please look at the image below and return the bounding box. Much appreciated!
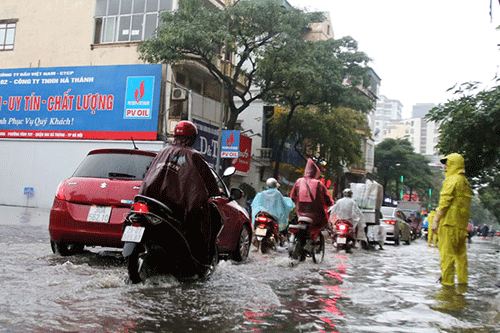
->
[290,159,334,236]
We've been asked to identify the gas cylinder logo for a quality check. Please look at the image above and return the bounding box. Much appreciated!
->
[124,76,155,119]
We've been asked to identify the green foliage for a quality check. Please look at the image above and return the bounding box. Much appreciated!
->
[271,105,368,177]
[138,0,325,130]
[374,138,434,201]
[425,80,500,184]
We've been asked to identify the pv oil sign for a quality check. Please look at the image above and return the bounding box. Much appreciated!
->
[124,76,156,119]
[0,64,162,140]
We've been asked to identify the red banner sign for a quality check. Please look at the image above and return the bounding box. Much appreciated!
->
[231,134,252,173]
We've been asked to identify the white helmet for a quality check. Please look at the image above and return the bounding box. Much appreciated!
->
[266,177,280,188]
[343,188,353,197]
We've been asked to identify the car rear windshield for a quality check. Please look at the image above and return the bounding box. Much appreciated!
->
[380,207,395,217]
[72,153,155,180]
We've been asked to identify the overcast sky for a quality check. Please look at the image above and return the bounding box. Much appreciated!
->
[286,0,500,118]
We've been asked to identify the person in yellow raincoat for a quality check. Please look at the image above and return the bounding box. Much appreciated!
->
[432,153,472,286]
[427,209,438,247]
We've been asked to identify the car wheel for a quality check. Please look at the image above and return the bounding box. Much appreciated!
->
[233,225,251,262]
[50,240,84,256]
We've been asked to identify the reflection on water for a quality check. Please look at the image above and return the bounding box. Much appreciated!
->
[0,205,500,332]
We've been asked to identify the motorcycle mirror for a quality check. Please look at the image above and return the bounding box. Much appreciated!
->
[223,166,236,178]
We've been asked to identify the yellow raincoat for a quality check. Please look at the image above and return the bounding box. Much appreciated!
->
[427,210,437,247]
[436,153,472,286]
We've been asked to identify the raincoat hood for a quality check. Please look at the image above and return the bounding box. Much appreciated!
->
[304,158,320,179]
[441,153,465,177]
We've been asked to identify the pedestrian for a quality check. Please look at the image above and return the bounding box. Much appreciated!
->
[431,153,472,286]
[427,209,438,247]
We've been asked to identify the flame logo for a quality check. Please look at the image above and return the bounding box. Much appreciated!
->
[134,80,145,103]
[227,132,234,147]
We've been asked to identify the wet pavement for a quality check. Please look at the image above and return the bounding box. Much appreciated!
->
[1,205,499,332]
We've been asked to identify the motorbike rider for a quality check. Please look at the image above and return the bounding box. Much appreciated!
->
[290,158,334,250]
[139,120,222,274]
[330,188,368,249]
[251,177,295,245]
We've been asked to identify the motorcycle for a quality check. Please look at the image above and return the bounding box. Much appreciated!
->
[253,211,281,254]
[121,194,220,283]
[288,216,325,263]
[332,219,357,253]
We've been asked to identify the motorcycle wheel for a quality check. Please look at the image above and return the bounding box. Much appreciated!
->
[127,246,147,284]
[291,231,307,261]
[312,232,325,263]
[198,246,219,280]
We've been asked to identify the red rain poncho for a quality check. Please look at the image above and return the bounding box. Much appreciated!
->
[139,136,221,264]
[290,159,334,235]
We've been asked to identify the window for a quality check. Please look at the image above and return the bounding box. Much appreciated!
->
[0,19,17,51]
[93,0,172,44]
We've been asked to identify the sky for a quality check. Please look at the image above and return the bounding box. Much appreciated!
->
[286,0,500,118]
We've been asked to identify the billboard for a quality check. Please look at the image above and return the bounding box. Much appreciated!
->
[0,64,162,140]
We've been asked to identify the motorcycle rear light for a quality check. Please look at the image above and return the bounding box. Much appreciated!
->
[133,202,149,213]
[288,228,298,234]
[384,220,396,225]
[256,216,268,223]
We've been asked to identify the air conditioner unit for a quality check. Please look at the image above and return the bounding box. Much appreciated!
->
[171,88,187,100]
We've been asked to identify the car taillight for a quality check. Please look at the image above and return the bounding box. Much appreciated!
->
[132,202,149,213]
[55,181,66,200]
[384,220,396,225]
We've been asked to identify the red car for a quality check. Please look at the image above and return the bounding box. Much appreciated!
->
[49,148,252,261]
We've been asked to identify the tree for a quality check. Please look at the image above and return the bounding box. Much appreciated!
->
[138,0,323,131]
[257,36,373,177]
[271,105,370,177]
[425,80,500,185]
[374,138,434,202]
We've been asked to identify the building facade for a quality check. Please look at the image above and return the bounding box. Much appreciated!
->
[373,95,403,144]
[0,0,230,208]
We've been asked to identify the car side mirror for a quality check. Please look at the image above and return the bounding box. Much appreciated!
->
[230,187,243,201]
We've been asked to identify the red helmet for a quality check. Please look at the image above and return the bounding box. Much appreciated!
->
[174,121,198,137]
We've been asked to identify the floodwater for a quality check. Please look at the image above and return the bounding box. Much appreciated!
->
[1,205,499,333]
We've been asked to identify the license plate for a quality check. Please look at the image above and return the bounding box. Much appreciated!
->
[87,206,112,223]
[255,227,267,237]
[337,237,347,244]
[121,225,145,242]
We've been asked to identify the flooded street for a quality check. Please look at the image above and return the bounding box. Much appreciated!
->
[1,205,500,333]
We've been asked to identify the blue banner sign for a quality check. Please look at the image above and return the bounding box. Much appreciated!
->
[0,64,162,140]
[221,130,240,158]
[192,119,219,168]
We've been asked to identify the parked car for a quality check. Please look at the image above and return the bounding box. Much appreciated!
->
[380,206,412,245]
[49,148,252,262]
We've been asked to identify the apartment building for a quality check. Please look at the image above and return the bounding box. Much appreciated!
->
[373,95,403,144]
